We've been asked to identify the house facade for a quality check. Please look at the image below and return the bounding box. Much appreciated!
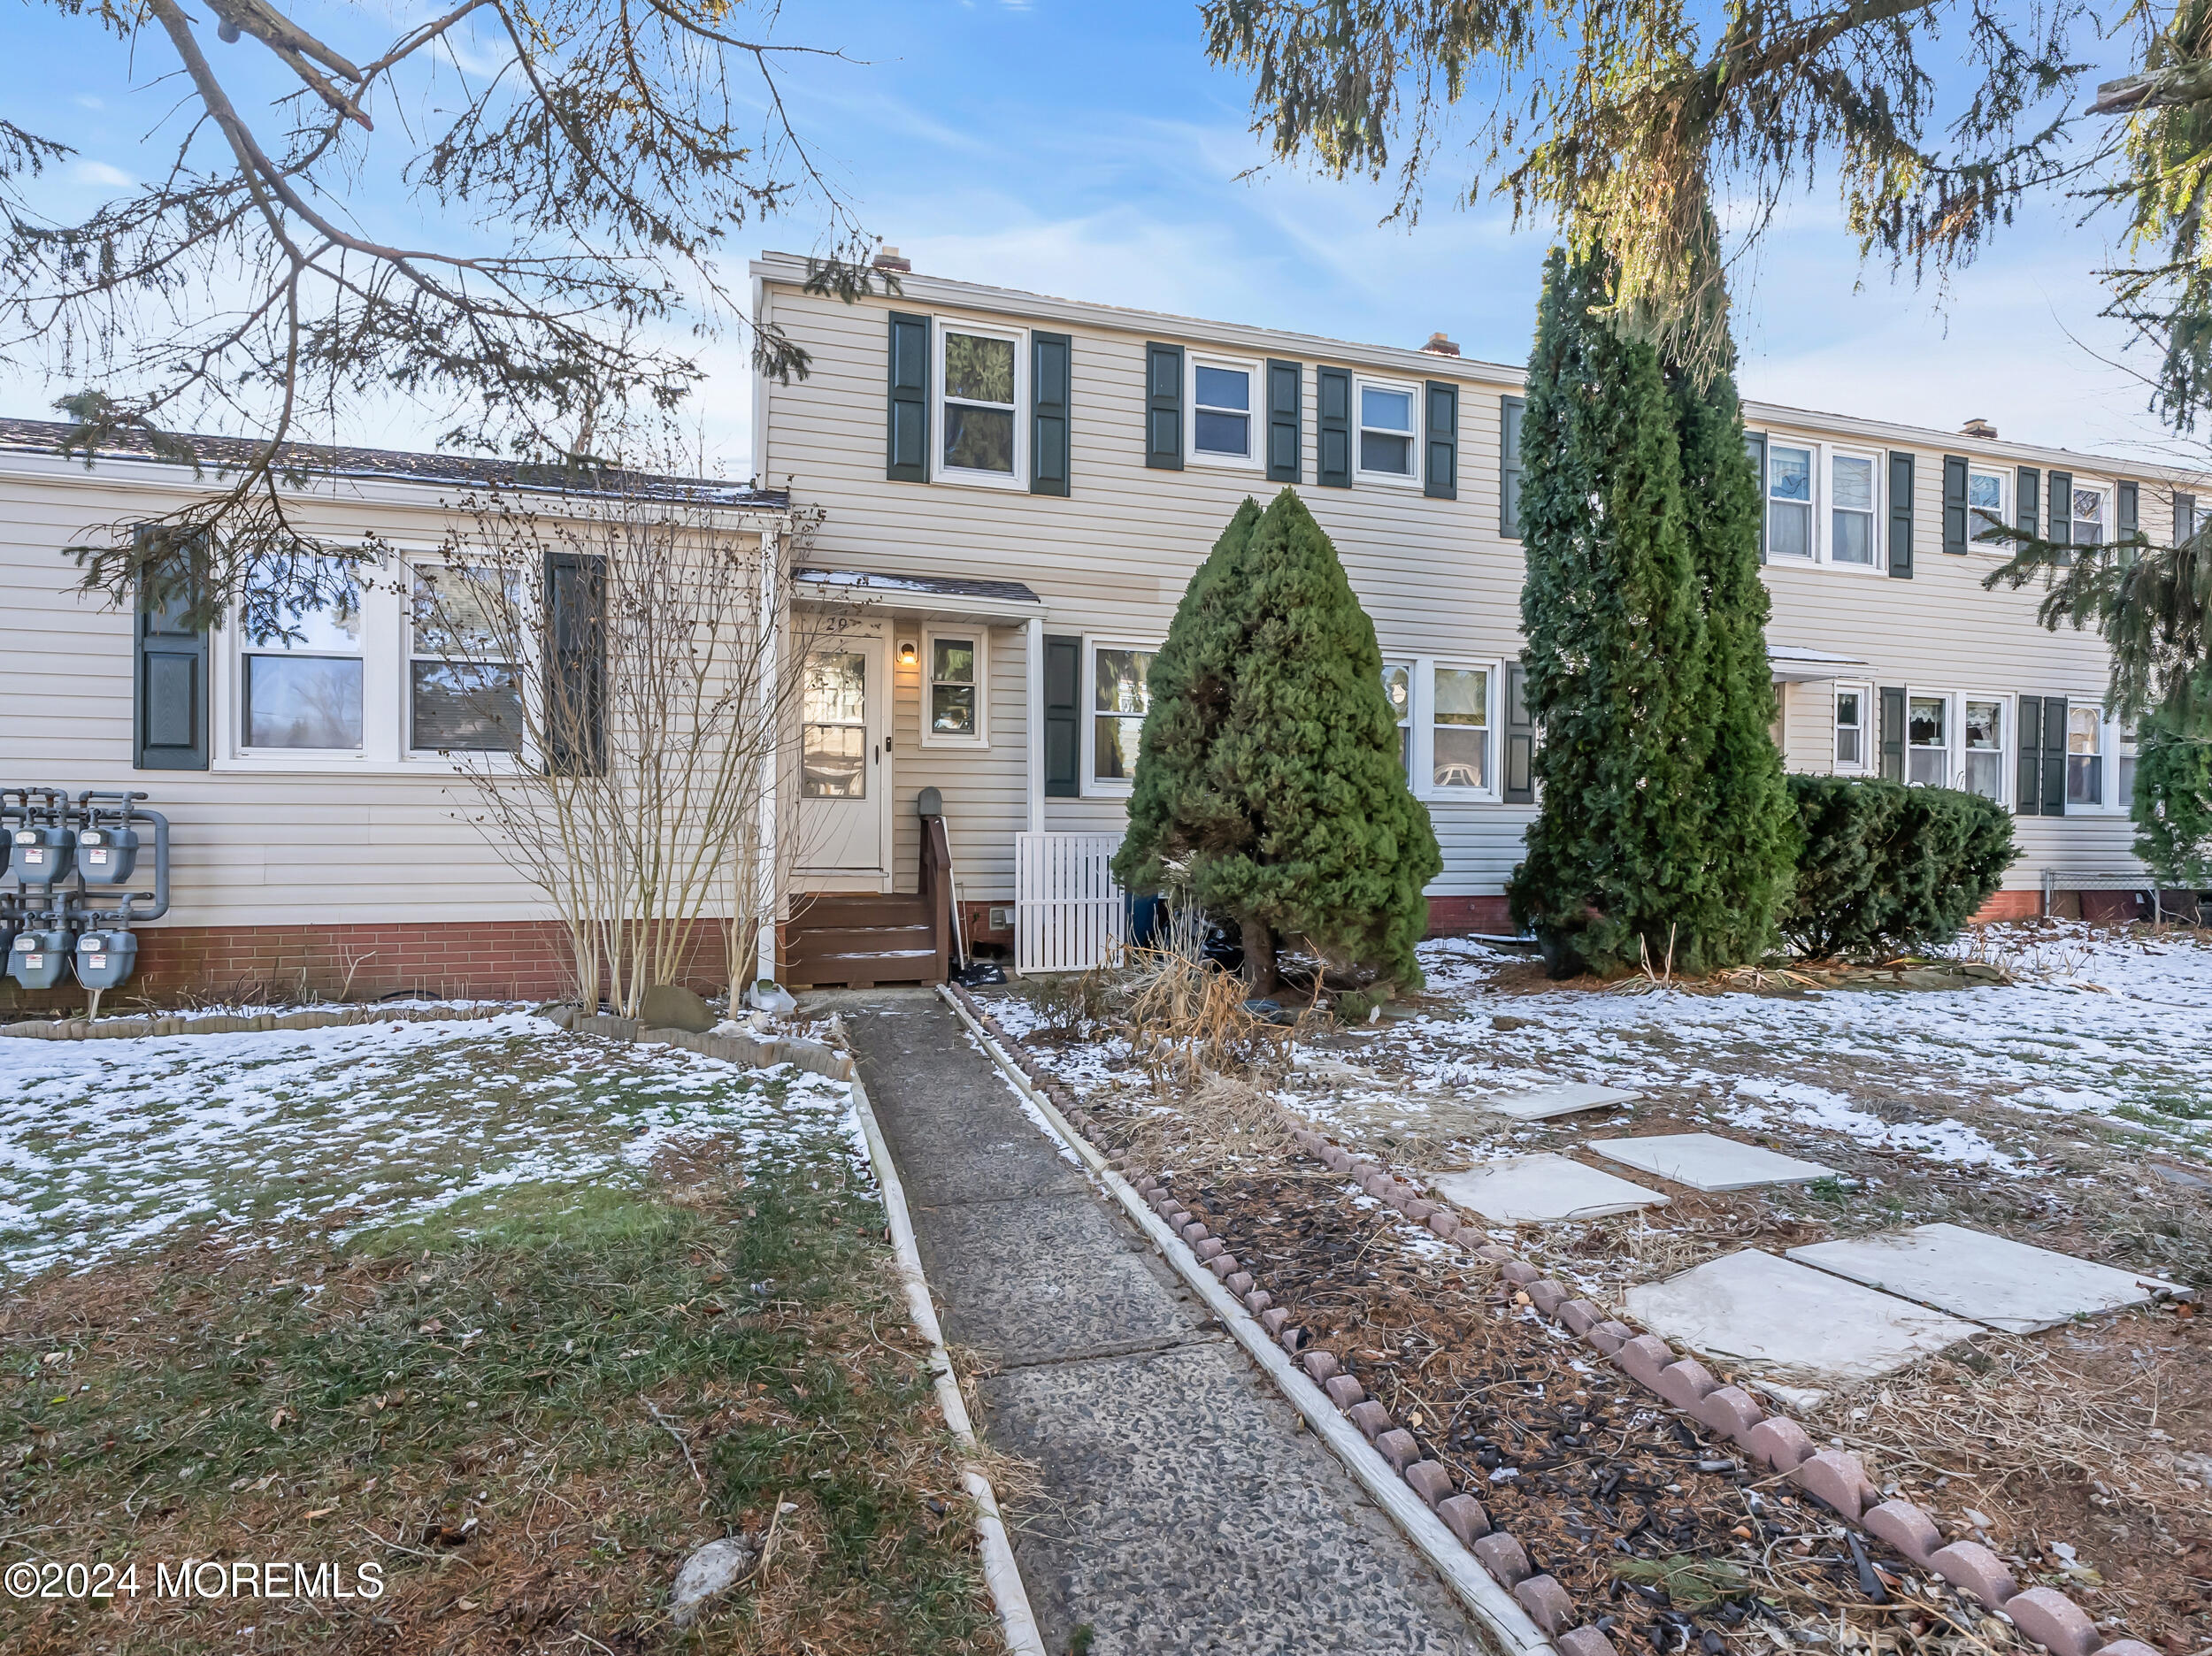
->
[752,250,2169,979]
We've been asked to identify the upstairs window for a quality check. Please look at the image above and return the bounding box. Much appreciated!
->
[2071,487,2106,548]
[940,327,1019,479]
[1356,379,1417,479]
[1768,445,1814,558]
[1191,358,1256,463]
[1968,469,2007,539]
[1963,699,2004,801]
[1907,694,1947,786]
[1831,452,1878,566]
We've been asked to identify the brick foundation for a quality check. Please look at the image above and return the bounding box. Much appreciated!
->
[1425,895,1515,936]
[1970,888,2041,923]
[0,921,729,1015]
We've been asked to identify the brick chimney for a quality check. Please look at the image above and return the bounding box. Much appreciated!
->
[872,244,912,274]
[1421,331,1461,356]
[1961,418,1997,440]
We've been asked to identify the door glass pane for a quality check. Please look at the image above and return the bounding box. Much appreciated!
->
[246,656,364,749]
[1433,668,1488,788]
[802,725,865,799]
[803,650,867,799]
[943,333,1014,404]
[804,651,866,724]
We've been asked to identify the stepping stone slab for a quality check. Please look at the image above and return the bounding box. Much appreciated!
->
[1786,1223,2183,1336]
[1590,1132,1837,1192]
[1431,1154,1669,1225]
[1622,1248,1981,1407]
[1479,1082,1642,1122]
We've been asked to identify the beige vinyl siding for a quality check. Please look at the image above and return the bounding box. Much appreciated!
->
[887,620,1028,899]
[0,460,787,929]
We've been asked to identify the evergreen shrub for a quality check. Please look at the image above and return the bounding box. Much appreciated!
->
[1780,776,2014,957]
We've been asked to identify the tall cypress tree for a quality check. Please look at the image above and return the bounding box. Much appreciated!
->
[1667,349,1800,960]
[1116,496,1264,895]
[1508,249,1714,977]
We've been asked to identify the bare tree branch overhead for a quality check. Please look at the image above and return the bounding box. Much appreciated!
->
[1,0,880,635]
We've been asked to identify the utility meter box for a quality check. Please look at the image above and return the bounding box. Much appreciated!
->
[74,929,138,991]
[11,825,73,888]
[75,825,140,886]
[8,926,73,990]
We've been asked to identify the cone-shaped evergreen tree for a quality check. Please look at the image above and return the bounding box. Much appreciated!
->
[2133,699,2212,889]
[1115,496,1264,894]
[1508,249,1714,977]
[1118,489,1440,993]
[1666,349,1800,960]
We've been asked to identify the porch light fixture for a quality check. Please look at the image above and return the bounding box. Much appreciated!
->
[897,639,919,667]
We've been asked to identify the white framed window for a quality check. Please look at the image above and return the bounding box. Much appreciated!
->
[1382,661,1413,775]
[241,560,365,753]
[2071,485,2107,548]
[1907,694,1949,786]
[920,627,987,747]
[1084,640,1157,795]
[936,322,1025,487]
[2066,704,2103,806]
[1768,443,1815,559]
[409,564,523,754]
[1355,375,1419,482]
[2118,719,2139,804]
[1830,448,1881,568]
[1968,468,2008,540]
[1429,664,1491,791]
[1962,697,2005,802]
[1188,354,1260,467]
[1833,685,1867,769]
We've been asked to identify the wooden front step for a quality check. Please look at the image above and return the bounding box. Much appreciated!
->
[784,892,944,989]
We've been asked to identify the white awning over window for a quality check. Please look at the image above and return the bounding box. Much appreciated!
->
[1768,644,1870,683]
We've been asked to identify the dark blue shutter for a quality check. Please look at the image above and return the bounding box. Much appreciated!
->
[1317,367,1352,487]
[1502,661,1534,803]
[1144,343,1183,470]
[2048,471,2073,559]
[1879,686,1907,783]
[2016,466,2039,540]
[887,311,930,483]
[2016,695,2042,815]
[1043,633,1081,798]
[1265,359,1302,483]
[1887,451,1915,578]
[2175,490,2197,545]
[1742,431,1766,561]
[546,550,606,776]
[2041,696,2068,815]
[1031,331,1071,497]
[1423,380,1459,500]
[1942,456,1970,556]
[134,549,208,770]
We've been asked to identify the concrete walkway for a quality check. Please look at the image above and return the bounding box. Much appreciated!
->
[841,991,1491,1656]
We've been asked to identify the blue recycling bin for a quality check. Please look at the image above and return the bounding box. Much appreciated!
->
[7,926,74,990]
[74,929,139,991]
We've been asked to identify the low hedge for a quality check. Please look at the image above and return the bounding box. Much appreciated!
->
[1780,775,2016,958]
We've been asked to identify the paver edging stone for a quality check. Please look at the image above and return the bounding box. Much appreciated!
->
[949,983,2154,1656]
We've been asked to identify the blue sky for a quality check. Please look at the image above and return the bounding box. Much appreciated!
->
[3,0,2188,474]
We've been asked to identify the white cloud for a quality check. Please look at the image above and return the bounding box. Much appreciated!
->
[73,159,133,188]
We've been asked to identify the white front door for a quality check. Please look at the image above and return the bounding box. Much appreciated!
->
[796,633,890,887]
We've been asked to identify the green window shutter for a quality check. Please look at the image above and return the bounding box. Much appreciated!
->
[546,550,607,777]
[2116,479,2138,544]
[134,559,208,771]
[2047,470,2073,552]
[2041,695,2068,816]
[1265,359,1302,483]
[1423,380,1459,500]
[1042,633,1081,798]
[1317,366,1352,487]
[2015,694,2042,815]
[1143,342,1183,470]
[1031,331,1071,497]
[1878,686,1907,783]
[2175,490,2196,545]
[1887,451,1914,578]
[1941,456,1970,556]
[886,311,931,483]
[2016,466,2039,540]
[1742,431,1766,562]
[1502,661,1535,804]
